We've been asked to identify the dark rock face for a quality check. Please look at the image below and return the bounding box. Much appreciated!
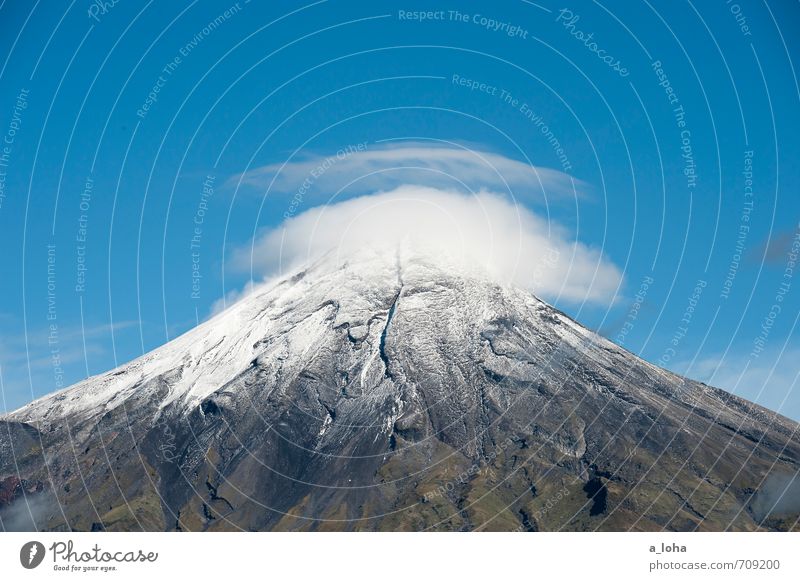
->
[1,255,799,531]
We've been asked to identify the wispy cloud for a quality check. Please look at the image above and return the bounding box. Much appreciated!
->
[0,320,137,369]
[228,141,586,204]
[672,347,800,421]
[0,320,138,413]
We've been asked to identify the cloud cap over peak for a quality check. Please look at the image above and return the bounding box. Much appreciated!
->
[232,186,622,306]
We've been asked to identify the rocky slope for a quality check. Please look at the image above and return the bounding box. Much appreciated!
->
[1,249,799,531]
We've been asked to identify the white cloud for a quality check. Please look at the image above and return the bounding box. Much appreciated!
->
[229,142,585,204]
[231,186,622,306]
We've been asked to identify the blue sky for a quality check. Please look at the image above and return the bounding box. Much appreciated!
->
[0,0,798,419]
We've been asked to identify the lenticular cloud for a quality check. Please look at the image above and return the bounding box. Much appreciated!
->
[233,186,623,306]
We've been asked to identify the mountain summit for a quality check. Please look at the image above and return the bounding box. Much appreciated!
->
[1,249,798,531]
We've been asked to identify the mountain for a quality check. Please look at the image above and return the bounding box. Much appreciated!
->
[1,248,799,531]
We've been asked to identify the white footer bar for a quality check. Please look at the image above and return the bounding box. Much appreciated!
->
[1,532,797,580]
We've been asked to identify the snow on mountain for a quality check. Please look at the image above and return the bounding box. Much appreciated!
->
[1,246,798,531]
